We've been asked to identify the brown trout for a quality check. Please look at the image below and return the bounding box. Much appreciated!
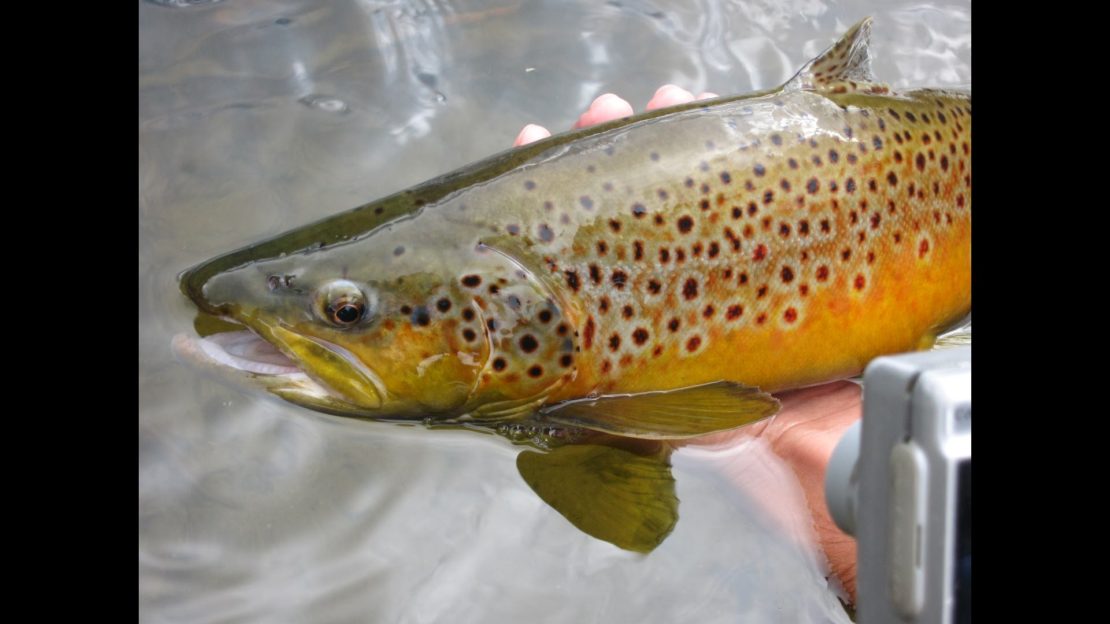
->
[174,18,971,552]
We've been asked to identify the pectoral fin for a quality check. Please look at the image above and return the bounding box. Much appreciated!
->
[517,443,677,553]
[541,381,780,439]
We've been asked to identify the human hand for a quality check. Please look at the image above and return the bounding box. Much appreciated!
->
[513,89,861,603]
[512,84,719,146]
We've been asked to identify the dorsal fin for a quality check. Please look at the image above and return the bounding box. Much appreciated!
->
[785,17,890,95]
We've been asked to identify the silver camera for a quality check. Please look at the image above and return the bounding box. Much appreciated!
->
[826,347,971,623]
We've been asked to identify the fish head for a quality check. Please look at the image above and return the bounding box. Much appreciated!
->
[176,217,575,421]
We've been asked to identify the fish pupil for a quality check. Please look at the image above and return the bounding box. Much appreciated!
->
[334,304,361,324]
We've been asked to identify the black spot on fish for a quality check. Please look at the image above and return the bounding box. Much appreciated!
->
[411,306,431,327]
[436,298,451,313]
[683,278,698,300]
[589,264,602,284]
[564,270,580,291]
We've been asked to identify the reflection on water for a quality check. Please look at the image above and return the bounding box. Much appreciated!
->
[139,1,969,621]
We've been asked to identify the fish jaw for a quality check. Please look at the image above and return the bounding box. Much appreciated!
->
[170,330,377,417]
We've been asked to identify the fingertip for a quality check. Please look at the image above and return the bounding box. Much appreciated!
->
[514,123,551,147]
[696,91,719,100]
[646,84,695,111]
[574,93,634,128]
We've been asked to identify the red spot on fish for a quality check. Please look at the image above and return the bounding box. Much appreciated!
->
[854,275,866,290]
[784,307,797,323]
[919,239,930,258]
[584,317,595,348]
[753,244,767,261]
[686,336,702,352]
[726,305,743,320]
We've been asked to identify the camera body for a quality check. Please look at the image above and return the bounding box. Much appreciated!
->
[826,347,971,623]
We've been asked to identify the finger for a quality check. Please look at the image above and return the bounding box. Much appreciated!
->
[646,84,696,111]
[573,93,634,129]
[696,91,719,100]
[513,123,552,147]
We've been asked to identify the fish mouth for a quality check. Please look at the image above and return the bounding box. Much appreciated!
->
[172,322,385,413]
[175,330,303,376]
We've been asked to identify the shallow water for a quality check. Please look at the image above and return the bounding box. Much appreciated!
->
[139,1,970,622]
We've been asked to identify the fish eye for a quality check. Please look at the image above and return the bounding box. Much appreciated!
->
[332,302,363,325]
[316,280,374,328]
